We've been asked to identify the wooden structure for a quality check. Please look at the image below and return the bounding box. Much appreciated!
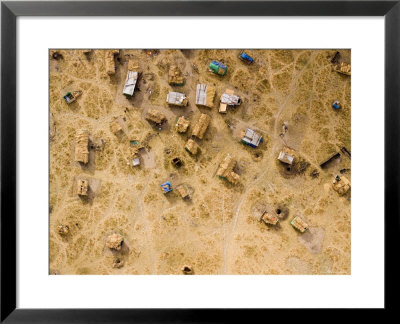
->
[192,113,211,139]
[74,129,89,164]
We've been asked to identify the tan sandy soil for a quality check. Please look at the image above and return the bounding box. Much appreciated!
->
[49,49,351,275]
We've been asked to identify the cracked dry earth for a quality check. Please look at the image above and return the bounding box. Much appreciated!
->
[49,49,351,275]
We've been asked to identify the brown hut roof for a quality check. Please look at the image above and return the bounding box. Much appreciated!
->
[146,109,167,124]
[76,178,89,196]
[74,129,89,164]
[168,65,184,85]
[175,116,190,133]
[216,154,240,184]
[105,50,119,75]
[185,139,199,155]
[192,113,211,139]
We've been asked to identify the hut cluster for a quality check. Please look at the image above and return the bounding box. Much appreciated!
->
[55,49,351,273]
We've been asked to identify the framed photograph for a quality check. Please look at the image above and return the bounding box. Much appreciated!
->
[1,0,398,321]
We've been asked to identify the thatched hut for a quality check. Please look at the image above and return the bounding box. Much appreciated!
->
[185,139,199,155]
[175,116,190,133]
[145,109,167,125]
[106,233,124,251]
[105,49,119,75]
[332,175,351,195]
[168,65,185,86]
[216,154,240,184]
[291,216,308,233]
[74,129,89,164]
[192,113,211,139]
[76,178,89,196]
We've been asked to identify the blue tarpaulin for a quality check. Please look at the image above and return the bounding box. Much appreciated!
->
[161,181,172,193]
[240,52,254,63]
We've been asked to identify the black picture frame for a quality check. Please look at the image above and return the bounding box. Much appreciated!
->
[1,0,398,322]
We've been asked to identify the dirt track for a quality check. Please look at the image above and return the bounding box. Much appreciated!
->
[49,49,351,275]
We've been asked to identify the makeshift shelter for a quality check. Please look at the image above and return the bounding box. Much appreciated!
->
[216,154,240,184]
[105,49,119,75]
[241,128,262,148]
[132,157,140,166]
[74,129,89,164]
[261,212,278,225]
[332,175,351,195]
[278,151,294,165]
[220,92,241,106]
[57,225,69,236]
[123,71,138,96]
[239,52,254,64]
[166,92,188,106]
[185,139,199,155]
[63,90,82,104]
[146,109,167,125]
[334,62,351,76]
[195,84,216,108]
[175,116,190,133]
[106,233,124,251]
[168,65,185,86]
[291,216,308,233]
[160,181,172,193]
[181,265,194,275]
[76,178,89,196]
[209,60,227,75]
[219,89,240,113]
[192,113,211,139]
[176,184,190,199]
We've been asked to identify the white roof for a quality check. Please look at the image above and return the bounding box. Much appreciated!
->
[242,128,262,146]
[166,92,186,105]
[221,93,241,105]
[278,151,294,164]
[123,71,138,96]
[195,84,207,105]
[132,158,140,166]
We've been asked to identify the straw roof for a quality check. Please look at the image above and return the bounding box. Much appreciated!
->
[176,184,189,199]
[110,120,123,134]
[74,129,89,164]
[105,50,119,75]
[175,116,190,133]
[192,113,211,139]
[185,139,199,155]
[168,65,184,85]
[146,109,166,124]
[76,178,89,196]
[332,175,351,195]
[291,216,308,233]
[128,59,139,71]
[216,154,240,184]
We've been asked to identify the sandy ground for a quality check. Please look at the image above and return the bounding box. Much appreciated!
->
[49,49,351,275]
